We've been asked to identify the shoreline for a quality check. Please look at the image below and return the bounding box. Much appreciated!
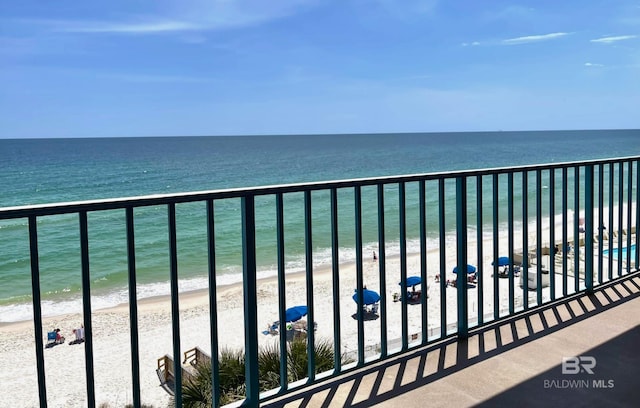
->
[1,200,635,324]
[1,202,634,330]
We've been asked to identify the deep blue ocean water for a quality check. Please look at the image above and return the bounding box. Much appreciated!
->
[1,130,639,321]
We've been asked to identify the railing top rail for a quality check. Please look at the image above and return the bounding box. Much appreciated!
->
[1,155,638,219]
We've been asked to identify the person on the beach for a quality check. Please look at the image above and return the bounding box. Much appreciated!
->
[372,251,377,262]
[55,328,64,344]
[71,326,85,344]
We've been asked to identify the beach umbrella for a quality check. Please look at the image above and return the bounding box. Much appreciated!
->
[352,289,381,305]
[285,305,308,322]
[453,264,477,274]
[492,257,510,267]
[399,275,422,288]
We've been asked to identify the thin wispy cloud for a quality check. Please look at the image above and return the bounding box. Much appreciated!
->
[590,35,637,43]
[502,32,569,45]
[12,0,321,35]
[53,20,201,34]
[584,62,604,67]
[461,41,481,47]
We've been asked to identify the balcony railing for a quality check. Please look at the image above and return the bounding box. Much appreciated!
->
[1,156,638,407]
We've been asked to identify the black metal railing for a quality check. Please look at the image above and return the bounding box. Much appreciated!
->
[1,157,638,407]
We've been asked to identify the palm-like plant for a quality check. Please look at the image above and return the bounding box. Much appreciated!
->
[287,337,337,381]
[177,337,351,407]
[257,341,282,391]
[179,348,246,407]
[217,348,246,395]
[181,363,212,407]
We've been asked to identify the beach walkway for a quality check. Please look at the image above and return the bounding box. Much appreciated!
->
[263,272,640,408]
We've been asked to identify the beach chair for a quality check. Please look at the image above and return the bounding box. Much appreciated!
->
[46,331,57,347]
[262,321,279,336]
[498,265,520,278]
[371,303,379,315]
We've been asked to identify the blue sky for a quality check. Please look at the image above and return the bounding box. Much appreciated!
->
[1,0,639,138]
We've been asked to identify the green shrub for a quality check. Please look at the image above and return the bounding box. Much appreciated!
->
[177,337,352,407]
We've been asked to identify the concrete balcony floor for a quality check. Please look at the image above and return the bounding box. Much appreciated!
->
[265,272,640,408]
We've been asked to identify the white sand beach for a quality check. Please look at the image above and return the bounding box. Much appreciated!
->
[0,210,634,407]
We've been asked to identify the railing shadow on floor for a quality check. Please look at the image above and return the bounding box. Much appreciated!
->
[476,325,640,407]
[262,272,640,408]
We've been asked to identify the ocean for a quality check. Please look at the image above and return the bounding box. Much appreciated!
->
[1,130,639,322]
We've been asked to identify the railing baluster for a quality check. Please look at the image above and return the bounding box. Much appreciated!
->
[476,175,484,326]
[549,169,556,301]
[125,208,141,408]
[585,165,594,292]
[419,180,428,341]
[618,163,624,276]
[626,161,633,272]
[636,159,640,269]
[167,204,182,407]
[354,186,365,364]
[276,193,288,389]
[330,189,342,369]
[522,171,529,309]
[399,182,408,349]
[241,195,259,404]
[206,200,221,407]
[562,167,568,295]
[377,184,388,353]
[438,179,447,337]
[304,191,316,380]
[608,163,614,280]
[507,173,514,314]
[455,176,468,337]
[492,174,499,320]
[574,167,580,293]
[79,211,96,408]
[536,169,542,306]
[28,215,47,408]
[597,164,604,284]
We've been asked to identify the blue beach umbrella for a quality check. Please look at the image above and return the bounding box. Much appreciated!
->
[352,289,381,305]
[399,276,422,288]
[285,305,308,323]
[453,264,477,274]
[492,257,510,267]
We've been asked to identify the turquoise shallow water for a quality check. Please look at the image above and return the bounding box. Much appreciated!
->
[1,130,639,321]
